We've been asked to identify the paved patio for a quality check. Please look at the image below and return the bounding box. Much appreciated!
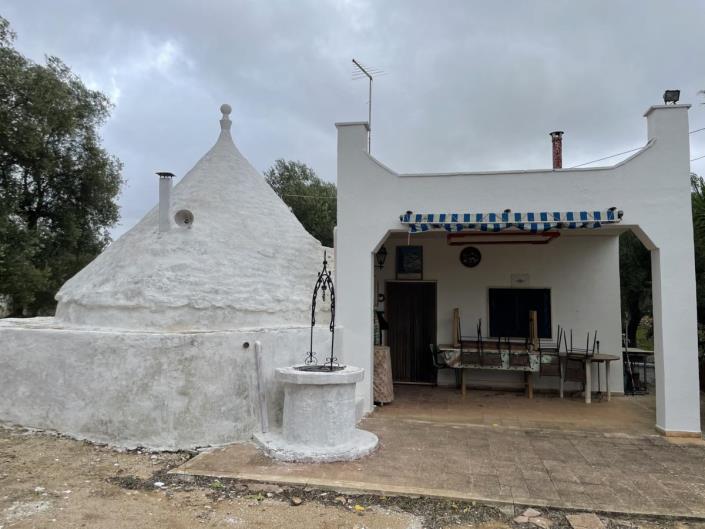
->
[174,387,705,517]
[373,385,663,435]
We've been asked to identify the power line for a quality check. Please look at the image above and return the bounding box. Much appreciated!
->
[569,147,643,168]
[281,193,336,199]
[683,125,705,161]
[566,125,705,169]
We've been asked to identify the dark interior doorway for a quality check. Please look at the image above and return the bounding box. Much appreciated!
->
[386,281,437,383]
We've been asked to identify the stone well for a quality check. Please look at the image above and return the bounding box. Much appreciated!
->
[254,365,378,462]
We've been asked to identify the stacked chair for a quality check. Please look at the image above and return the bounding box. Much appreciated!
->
[508,336,531,367]
[429,343,464,388]
[477,320,502,367]
[564,329,598,389]
[458,318,481,365]
[538,325,564,378]
[539,326,599,397]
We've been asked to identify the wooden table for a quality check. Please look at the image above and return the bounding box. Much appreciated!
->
[438,345,619,403]
[437,344,539,399]
[567,353,620,403]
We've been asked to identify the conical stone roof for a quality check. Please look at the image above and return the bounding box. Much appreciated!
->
[55,105,329,331]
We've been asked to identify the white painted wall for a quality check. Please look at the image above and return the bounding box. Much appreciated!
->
[336,105,700,434]
[375,233,623,391]
[0,319,337,450]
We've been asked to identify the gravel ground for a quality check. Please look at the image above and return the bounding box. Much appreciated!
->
[1,424,703,529]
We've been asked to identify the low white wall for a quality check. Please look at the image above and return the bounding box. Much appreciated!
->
[375,233,623,392]
[0,318,337,450]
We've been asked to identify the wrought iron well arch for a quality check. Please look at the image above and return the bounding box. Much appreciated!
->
[298,252,342,372]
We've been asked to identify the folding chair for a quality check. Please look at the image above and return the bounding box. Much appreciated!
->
[563,329,599,397]
[430,343,462,388]
[539,325,563,378]
[508,336,531,367]
[477,319,501,367]
[458,317,481,365]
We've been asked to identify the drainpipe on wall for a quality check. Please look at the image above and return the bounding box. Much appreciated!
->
[550,131,564,169]
[156,172,174,232]
[253,341,269,433]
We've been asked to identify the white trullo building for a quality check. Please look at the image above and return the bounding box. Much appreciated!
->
[0,105,335,450]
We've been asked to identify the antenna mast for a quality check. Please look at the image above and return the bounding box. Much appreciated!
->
[352,58,383,153]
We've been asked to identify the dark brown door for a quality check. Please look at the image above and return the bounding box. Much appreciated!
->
[386,281,437,383]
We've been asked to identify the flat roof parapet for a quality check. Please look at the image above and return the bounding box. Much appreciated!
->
[644,103,691,117]
[335,121,370,130]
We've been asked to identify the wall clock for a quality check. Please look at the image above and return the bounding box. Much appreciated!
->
[460,246,481,268]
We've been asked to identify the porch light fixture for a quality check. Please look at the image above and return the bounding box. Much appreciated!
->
[663,90,680,104]
[375,246,388,270]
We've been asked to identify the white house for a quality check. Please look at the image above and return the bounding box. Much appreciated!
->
[0,100,699,452]
[335,102,701,437]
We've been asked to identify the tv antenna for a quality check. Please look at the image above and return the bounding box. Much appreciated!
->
[352,59,385,152]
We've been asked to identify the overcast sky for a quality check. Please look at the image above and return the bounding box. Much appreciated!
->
[3,1,705,236]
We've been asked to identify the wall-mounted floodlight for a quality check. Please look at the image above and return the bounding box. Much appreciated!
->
[663,90,680,104]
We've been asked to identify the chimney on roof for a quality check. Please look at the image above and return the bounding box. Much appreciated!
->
[550,131,564,169]
[156,171,174,232]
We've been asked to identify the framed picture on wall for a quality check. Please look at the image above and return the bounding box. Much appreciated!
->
[396,245,423,280]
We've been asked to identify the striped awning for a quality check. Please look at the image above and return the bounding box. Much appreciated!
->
[400,208,623,233]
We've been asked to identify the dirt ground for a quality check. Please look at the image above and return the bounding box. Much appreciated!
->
[0,424,703,529]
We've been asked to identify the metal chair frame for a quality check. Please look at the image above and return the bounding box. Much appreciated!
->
[430,343,462,388]
[539,325,564,378]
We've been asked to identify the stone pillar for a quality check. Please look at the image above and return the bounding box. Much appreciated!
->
[641,105,701,436]
[652,247,701,435]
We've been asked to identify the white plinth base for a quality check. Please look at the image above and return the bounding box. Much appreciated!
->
[254,428,378,463]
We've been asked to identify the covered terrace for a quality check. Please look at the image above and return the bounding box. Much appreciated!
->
[335,102,700,436]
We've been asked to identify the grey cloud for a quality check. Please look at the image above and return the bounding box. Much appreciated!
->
[3,0,705,236]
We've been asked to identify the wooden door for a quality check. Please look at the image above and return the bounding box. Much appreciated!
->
[386,281,437,383]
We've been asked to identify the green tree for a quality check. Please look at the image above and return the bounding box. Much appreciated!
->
[619,230,652,347]
[619,174,705,348]
[0,16,122,316]
[264,159,336,247]
[691,173,705,324]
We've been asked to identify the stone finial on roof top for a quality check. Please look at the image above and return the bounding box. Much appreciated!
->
[220,103,232,131]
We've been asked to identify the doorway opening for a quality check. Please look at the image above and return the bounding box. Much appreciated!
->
[619,229,655,395]
[386,281,437,384]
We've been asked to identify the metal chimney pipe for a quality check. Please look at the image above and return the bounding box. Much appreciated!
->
[156,172,174,232]
[550,131,564,169]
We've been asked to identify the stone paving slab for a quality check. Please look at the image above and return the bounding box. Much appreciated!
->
[174,415,705,518]
[566,512,606,529]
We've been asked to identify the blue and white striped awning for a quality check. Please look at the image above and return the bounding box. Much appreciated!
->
[400,208,623,233]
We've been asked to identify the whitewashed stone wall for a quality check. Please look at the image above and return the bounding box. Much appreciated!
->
[0,318,336,450]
